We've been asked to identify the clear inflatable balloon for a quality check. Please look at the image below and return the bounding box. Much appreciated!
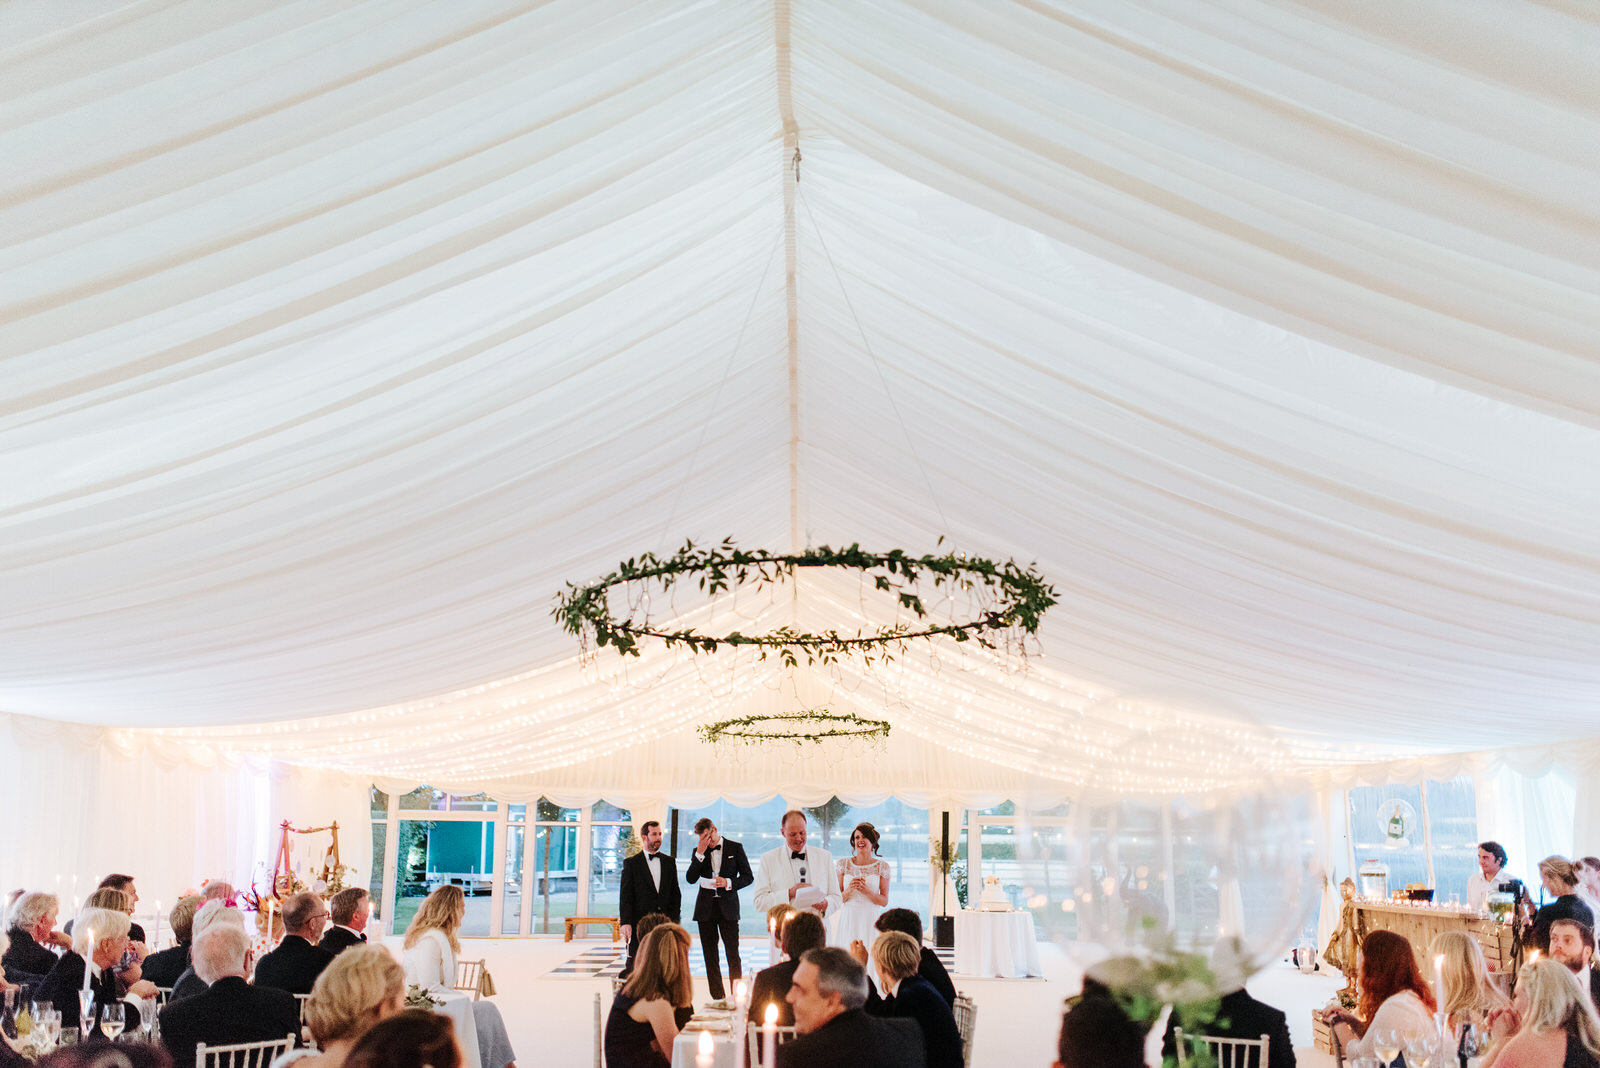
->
[995,693,1323,975]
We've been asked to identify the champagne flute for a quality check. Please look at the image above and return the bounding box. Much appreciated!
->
[140,997,156,1038]
[100,1002,124,1041]
[76,991,95,1042]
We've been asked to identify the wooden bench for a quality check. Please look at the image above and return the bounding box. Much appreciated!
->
[564,916,621,942]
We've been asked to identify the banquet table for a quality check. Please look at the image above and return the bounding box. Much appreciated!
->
[955,908,1042,978]
[433,990,484,1068]
[670,1022,742,1068]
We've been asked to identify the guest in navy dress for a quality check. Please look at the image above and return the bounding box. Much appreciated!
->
[604,924,695,1068]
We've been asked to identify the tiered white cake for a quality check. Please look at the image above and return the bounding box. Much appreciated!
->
[978,875,1012,912]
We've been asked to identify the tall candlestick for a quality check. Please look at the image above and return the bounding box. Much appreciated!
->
[81,929,95,994]
[696,1030,715,1068]
[768,917,778,966]
[762,1003,777,1068]
[154,900,162,950]
[733,980,749,1068]
[1433,953,1445,1005]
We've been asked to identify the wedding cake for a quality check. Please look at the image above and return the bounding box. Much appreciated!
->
[978,875,1012,912]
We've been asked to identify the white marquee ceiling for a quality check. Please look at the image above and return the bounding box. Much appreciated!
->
[2,1,1597,774]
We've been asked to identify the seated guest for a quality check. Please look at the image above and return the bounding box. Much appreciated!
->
[202,881,238,906]
[1549,919,1600,1014]
[170,902,249,1002]
[402,886,517,1068]
[254,892,335,995]
[1434,929,1511,1032]
[318,889,371,956]
[142,896,202,989]
[64,876,147,943]
[344,1011,461,1068]
[765,903,796,950]
[1483,958,1600,1068]
[1322,929,1437,1060]
[1469,842,1524,913]
[35,1041,173,1068]
[72,887,150,992]
[872,909,956,1006]
[1161,936,1293,1068]
[37,907,153,1031]
[605,924,694,1068]
[4,891,70,982]
[778,947,925,1068]
[158,923,300,1068]
[1531,857,1597,954]
[1054,991,1146,1068]
[749,909,826,1025]
[0,933,30,1068]
[866,931,962,1068]
[273,945,406,1068]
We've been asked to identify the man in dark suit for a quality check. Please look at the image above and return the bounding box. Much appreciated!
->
[317,888,371,956]
[684,817,754,1008]
[4,892,71,983]
[142,896,201,989]
[1549,918,1600,1014]
[37,908,154,1032]
[619,820,682,978]
[160,923,300,1068]
[779,947,926,1068]
[748,909,827,1026]
[252,892,333,995]
[1160,938,1294,1068]
[871,908,957,1006]
[864,932,963,1068]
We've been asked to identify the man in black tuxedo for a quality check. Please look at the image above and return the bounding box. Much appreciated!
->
[318,888,371,956]
[748,909,826,1026]
[1160,937,1294,1068]
[37,908,156,1031]
[779,947,925,1068]
[141,896,202,989]
[160,923,300,1068]
[865,932,963,1068]
[252,892,333,995]
[684,817,754,1008]
[1549,919,1600,1014]
[619,820,682,978]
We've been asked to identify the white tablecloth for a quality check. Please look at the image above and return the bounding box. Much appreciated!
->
[670,1028,740,1068]
[433,990,484,1068]
[954,909,1042,978]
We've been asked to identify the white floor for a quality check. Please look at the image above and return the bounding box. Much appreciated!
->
[380,935,1347,1067]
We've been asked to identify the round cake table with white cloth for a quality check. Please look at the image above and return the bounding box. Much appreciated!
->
[954,909,1042,978]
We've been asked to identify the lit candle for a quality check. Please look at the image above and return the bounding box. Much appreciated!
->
[733,980,748,1068]
[80,928,95,994]
[1434,953,1445,1003]
[768,917,778,966]
[762,1003,777,1068]
[696,1030,715,1068]
[154,900,162,950]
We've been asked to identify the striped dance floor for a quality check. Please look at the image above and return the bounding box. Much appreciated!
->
[543,937,959,980]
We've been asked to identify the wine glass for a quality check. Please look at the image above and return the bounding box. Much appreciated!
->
[140,997,157,1039]
[99,1002,124,1041]
[1371,1028,1401,1066]
[39,1008,61,1049]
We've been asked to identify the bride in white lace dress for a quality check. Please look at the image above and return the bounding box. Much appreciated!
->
[831,822,890,954]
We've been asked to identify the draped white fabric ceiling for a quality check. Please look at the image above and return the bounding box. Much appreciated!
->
[3,0,1598,787]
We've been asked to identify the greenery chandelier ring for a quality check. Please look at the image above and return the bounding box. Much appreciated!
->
[553,539,1058,667]
[698,711,891,746]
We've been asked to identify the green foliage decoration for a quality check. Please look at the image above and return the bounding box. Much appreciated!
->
[553,538,1058,667]
[696,711,890,746]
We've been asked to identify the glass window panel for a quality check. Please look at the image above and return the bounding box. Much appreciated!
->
[399,787,446,811]
[592,800,631,823]
[394,819,434,931]
[370,823,386,925]
[370,787,389,817]
[1349,785,1429,891]
[535,798,580,823]
[980,801,1016,817]
[502,824,525,935]
[508,804,527,822]
[392,819,495,936]
[531,824,579,934]
[448,793,497,813]
[587,823,638,917]
[1426,778,1479,905]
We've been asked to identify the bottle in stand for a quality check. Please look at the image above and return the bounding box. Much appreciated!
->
[1458,1022,1482,1068]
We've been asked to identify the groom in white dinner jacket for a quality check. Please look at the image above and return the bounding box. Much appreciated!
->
[753,809,843,918]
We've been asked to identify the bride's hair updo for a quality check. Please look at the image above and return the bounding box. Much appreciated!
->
[851,823,880,854]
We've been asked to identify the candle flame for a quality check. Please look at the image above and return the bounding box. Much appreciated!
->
[764,1003,779,1025]
[698,1031,714,1054]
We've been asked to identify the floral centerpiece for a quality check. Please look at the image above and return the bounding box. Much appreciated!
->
[406,984,445,1008]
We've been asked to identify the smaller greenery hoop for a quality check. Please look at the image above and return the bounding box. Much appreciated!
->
[697,711,890,746]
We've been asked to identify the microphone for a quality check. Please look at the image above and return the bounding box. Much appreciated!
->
[798,865,807,883]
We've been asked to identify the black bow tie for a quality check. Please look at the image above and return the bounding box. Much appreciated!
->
[791,851,806,860]
[645,852,659,859]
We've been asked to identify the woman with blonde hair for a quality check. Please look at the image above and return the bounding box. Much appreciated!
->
[1531,857,1596,954]
[1483,958,1600,1068]
[1433,930,1510,1032]
[604,923,694,1068]
[401,886,517,1068]
[271,945,406,1068]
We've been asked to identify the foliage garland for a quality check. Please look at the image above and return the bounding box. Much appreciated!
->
[554,539,1057,667]
[697,711,890,746]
